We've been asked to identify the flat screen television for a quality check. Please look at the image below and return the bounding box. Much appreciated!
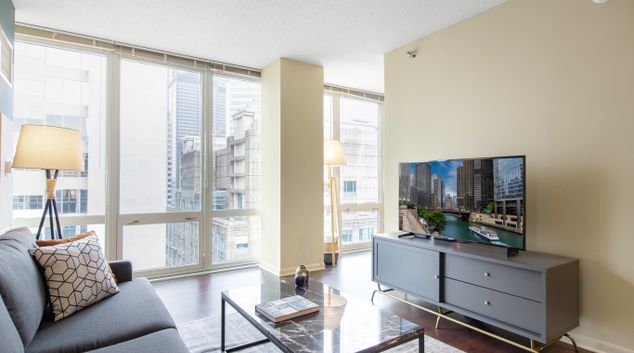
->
[398,156,526,251]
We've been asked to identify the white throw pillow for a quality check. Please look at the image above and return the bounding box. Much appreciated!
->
[30,234,119,321]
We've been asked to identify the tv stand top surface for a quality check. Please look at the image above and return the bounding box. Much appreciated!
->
[378,232,577,272]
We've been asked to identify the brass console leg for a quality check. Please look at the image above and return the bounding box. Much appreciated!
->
[371,289,379,304]
[563,333,579,353]
[371,283,383,304]
[435,306,443,329]
[370,283,393,304]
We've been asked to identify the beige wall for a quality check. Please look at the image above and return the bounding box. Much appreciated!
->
[384,0,634,351]
[261,58,325,275]
[261,59,282,272]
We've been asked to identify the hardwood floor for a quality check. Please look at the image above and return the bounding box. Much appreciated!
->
[152,251,589,353]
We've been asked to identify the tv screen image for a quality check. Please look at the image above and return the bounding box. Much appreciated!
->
[398,156,525,250]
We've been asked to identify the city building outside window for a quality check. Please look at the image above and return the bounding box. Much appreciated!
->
[28,195,43,210]
[211,75,261,265]
[119,59,203,272]
[10,37,269,277]
[341,228,353,243]
[359,227,374,242]
[11,41,106,247]
[12,196,23,209]
[343,180,357,194]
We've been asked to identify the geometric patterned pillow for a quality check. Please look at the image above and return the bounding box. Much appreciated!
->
[34,230,118,283]
[29,234,119,321]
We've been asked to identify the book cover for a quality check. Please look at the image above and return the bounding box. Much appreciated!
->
[255,295,320,323]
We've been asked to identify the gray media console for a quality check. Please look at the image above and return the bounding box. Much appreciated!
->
[372,232,579,345]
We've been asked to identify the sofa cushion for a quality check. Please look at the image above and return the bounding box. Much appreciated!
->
[85,329,188,353]
[26,278,176,353]
[30,234,120,321]
[0,227,48,347]
[0,294,25,353]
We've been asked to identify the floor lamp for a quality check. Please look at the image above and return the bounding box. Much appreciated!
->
[324,140,346,267]
[12,125,84,240]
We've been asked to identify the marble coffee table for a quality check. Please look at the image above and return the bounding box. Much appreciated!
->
[221,279,424,353]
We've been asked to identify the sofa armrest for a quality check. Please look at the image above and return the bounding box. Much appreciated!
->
[109,260,133,283]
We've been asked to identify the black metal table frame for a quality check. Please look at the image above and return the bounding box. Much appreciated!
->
[221,291,425,353]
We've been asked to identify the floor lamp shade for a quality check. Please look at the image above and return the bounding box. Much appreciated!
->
[12,125,83,240]
[12,125,84,171]
[324,140,346,166]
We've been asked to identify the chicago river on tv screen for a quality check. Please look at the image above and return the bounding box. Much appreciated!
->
[398,157,525,249]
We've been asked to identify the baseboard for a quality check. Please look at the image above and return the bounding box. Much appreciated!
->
[279,262,325,276]
[257,261,281,276]
[565,330,634,353]
[258,262,325,277]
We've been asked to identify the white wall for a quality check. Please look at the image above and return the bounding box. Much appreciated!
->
[383,1,634,351]
[0,114,12,231]
[0,0,14,231]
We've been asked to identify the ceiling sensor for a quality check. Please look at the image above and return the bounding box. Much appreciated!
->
[593,0,608,3]
[406,50,417,58]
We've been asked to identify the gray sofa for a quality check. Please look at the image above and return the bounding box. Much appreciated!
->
[0,227,189,353]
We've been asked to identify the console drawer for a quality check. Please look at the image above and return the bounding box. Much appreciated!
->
[444,278,543,334]
[445,254,542,302]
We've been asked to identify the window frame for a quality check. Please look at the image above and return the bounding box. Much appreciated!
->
[11,35,262,279]
[11,36,109,249]
[324,91,384,252]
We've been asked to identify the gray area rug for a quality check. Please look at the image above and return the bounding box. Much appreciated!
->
[178,311,465,353]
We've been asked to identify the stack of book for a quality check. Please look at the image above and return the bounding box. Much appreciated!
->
[255,296,320,323]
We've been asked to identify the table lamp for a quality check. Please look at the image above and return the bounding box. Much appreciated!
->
[324,140,346,267]
[12,125,83,240]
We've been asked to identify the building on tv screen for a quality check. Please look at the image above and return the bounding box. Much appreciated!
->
[398,157,525,249]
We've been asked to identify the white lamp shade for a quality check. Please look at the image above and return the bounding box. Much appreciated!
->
[12,125,84,171]
[324,140,346,166]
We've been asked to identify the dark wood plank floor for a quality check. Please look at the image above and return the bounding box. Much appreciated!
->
[152,251,589,353]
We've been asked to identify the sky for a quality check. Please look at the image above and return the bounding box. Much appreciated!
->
[409,160,464,196]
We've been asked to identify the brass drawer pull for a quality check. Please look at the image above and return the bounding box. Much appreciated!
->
[484,272,491,277]
[484,300,491,305]
[434,275,440,279]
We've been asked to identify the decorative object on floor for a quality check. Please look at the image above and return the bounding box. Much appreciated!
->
[178,312,466,353]
[29,233,119,321]
[293,264,309,288]
[323,139,346,267]
[12,125,83,240]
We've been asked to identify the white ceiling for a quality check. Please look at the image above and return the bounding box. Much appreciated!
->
[13,0,505,93]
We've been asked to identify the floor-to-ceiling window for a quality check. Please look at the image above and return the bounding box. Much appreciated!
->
[11,36,262,277]
[119,59,203,273]
[11,41,107,249]
[324,91,382,250]
[210,75,261,266]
